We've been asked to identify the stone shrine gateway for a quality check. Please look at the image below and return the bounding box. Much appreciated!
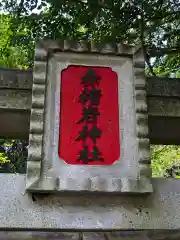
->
[1,40,180,233]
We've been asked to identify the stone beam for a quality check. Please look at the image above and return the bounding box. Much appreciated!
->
[1,230,180,240]
[0,174,179,230]
[1,69,180,234]
[0,68,180,144]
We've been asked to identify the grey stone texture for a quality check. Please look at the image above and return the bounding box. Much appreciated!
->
[26,41,152,193]
[1,41,180,234]
[1,231,180,240]
[0,175,179,230]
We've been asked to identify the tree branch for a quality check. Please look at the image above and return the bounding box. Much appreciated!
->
[139,5,156,76]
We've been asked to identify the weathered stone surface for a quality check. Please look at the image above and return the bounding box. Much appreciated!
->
[0,175,179,230]
[148,116,180,145]
[1,231,180,240]
[0,68,32,89]
[25,43,152,193]
[2,91,180,117]
[147,77,180,97]
[0,109,29,138]
[148,98,180,117]
[0,70,180,143]
[0,90,31,109]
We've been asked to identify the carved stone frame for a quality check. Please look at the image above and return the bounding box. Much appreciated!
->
[26,40,153,193]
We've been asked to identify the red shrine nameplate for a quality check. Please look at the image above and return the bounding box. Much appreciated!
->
[59,66,120,165]
[26,41,153,194]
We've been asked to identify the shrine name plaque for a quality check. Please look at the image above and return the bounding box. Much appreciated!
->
[59,66,120,165]
[26,40,153,194]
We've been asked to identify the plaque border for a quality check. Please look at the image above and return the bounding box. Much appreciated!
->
[26,40,152,193]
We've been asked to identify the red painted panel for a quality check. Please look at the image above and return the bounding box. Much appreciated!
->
[58,65,120,165]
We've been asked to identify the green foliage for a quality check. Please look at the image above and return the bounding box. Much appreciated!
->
[0,0,180,174]
[0,153,9,165]
[1,1,180,43]
[153,54,180,77]
[0,139,27,173]
[0,0,180,70]
[0,14,34,69]
[151,145,180,177]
